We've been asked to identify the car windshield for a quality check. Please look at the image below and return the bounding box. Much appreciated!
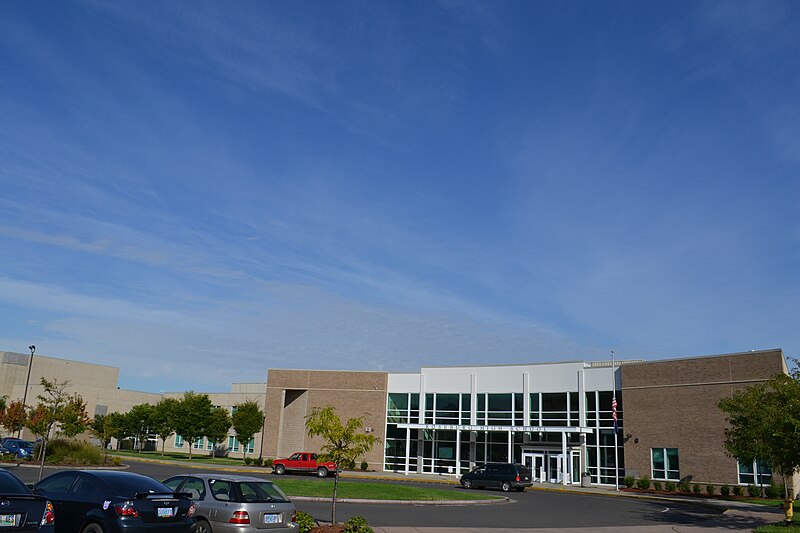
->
[236,481,289,503]
[18,442,33,450]
[0,472,31,494]
[95,474,172,496]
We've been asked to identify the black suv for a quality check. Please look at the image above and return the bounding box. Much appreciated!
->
[460,462,532,492]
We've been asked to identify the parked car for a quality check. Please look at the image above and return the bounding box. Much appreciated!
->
[32,470,196,533]
[459,463,533,492]
[0,438,35,459]
[162,474,296,532]
[0,467,55,532]
[271,453,336,478]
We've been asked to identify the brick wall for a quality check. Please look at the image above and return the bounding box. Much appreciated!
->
[621,349,785,485]
[264,369,388,468]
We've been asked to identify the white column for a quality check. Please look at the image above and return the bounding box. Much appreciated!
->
[561,430,568,486]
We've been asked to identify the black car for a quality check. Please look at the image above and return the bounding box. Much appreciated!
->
[0,468,55,532]
[459,462,533,492]
[33,471,195,533]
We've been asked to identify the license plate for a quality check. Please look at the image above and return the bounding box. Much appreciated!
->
[0,515,15,527]
[264,514,280,524]
[157,507,174,518]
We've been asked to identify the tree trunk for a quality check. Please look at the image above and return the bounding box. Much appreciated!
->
[331,469,340,524]
[161,438,166,456]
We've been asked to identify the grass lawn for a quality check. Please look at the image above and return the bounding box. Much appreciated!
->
[108,449,254,466]
[271,478,500,501]
[754,523,800,532]
[740,498,800,511]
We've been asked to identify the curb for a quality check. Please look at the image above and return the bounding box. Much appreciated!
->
[290,495,510,506]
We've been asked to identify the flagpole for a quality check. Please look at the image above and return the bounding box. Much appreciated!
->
[612,350,619,491]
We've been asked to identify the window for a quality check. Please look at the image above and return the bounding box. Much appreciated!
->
[651,448,679,480]
[228,436,240,452]
[175,435,184,448]
[193,437,204,449]
[245,438,254,454]
[209,479,233,501]
[738,460,772,485]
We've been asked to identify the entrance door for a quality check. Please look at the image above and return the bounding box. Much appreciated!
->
[571,450,581,483]
[548,454,562,483]
[522,452,546,482]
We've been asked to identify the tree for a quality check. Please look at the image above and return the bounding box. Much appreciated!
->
[105,412,130,449]
[91,414,113,449]
[126,404,155,452]
[719,371,800,523]
[173,392,213,459]
[152,398,180,456]
[205,407,232,457]
[305,406,380,524]
[27,378,72,480]
[56,394,90,438]
[2,400,27,436]
[232,400,264,460]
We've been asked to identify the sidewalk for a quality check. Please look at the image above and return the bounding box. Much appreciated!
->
[119,457,785,531]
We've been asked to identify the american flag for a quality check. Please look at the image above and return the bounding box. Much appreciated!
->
[612,395,618,433]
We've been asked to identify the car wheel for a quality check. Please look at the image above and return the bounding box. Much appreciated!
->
[316,467,328,478]
[461,479,472,489]
[81,523,104,533]
[196,519,213,533]
[274,464,285,475]
[501,481,512,492]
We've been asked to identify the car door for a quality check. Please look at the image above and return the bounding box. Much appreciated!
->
[34,472,79,533]
[206,479,233,531]
[485,464,502,489]
[68,474,106,530]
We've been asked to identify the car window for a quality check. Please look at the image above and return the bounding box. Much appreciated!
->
[289,453,301,460]
[94,474,168,496]
[182,478,206,500]
[0,472,30,494]
[487,465,501,473]
[236,481,288,503]
[311,454,317,460]
[37,473,78,493]
[473,466,486,474]
[71,476,103,496]
[162,477,186,491]
[209,479,232,501]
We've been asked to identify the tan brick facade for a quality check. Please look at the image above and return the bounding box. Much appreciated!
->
[621,349,786,485]
[263,369,388,469]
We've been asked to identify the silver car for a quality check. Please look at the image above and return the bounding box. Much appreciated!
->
[162,474,297,533]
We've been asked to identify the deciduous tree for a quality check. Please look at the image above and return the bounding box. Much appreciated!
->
[126,403,155,452]
[152,398,180,456]
[232,400,264,460]
[173,392,213,459]
[305,406,379,524]
[205,407,232,456]
[2,400,27,436]
[719,369,800,523]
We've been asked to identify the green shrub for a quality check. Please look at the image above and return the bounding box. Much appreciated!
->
[747,484,761,497]
[253,457,263,467]
[243,457,253,465]
[295,511,315,533]
[44,439,104,465]
[623,475,635,488]
[653,481,662,491]
[665,481,677,492]
[692,483,702,494]
[679,480,691,493]
[343,516,373,533]
[342,458,356,470]
[264,458,273,468]
[766,482,784,499]
[706,484,716,495]
[734,486,744,496]
[360,460,369,471]
[636,476,651,490]
[720,484,730,496]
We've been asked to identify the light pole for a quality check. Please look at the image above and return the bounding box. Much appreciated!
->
[18,345,35,438]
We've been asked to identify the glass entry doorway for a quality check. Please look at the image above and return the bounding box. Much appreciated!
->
[522,452,546,482]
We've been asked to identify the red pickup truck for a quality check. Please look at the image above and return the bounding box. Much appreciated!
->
[272,452,337,478]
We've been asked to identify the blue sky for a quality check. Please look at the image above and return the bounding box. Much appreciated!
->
[1,1,798,393]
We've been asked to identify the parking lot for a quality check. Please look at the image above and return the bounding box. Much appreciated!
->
[3,458,747,530]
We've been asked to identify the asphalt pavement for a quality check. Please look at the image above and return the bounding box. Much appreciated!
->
[3,456,785,532]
